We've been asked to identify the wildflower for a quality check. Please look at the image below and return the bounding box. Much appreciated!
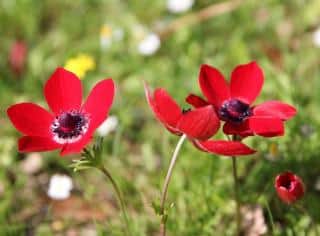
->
[9,40,27,75]
[64,54,95,79]
[167,0,194,13]
[275,171,305,204]
[100,24,124,50]
[138,33,161,56]
[97,115,118,137]
[47,174,73,200]
[313,27,320,47]
[187,62,296,138]
[7,68,115,156]
[144,83,255,155]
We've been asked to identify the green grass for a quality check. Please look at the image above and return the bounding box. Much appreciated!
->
[1,0,320,235]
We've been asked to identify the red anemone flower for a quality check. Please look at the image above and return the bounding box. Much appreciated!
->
[7,68,115,156]
[187,62,297,138]
[275,171,305,204]
[144,83,255,156]
[9,40,27,75]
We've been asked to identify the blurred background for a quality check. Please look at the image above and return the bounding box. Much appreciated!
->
[1,0,320,235]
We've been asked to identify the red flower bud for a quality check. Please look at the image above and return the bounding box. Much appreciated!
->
[9,41,27,75]
[275,171,305,204]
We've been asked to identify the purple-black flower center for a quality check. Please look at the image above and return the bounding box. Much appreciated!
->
[51,111,89,144]
[219,99,252,123]
[280,179,292,190]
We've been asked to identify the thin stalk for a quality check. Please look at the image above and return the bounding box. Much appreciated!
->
[160,134,187,236]
[99,165,131,236]
[226,135,241,235]
[264,199,275,234]
[232,156,241,236]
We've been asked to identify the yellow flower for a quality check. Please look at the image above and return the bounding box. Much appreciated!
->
[100,25,113,38]
[64,54,95,79]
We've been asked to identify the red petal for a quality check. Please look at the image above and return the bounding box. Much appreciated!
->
[18,136,61,152]
[44,67,82,114]
[253,101,297,120]
[177,106,220,140]
[144,83,182,134]
[185,94,209,108]
[82,79,115,131]
[249,116,284,137]
[223,121,253,137]
[194,140,256,156]
[199,64,230,108]
[7,103,53,137]
[230,61,264,104]
[60,132,93,156]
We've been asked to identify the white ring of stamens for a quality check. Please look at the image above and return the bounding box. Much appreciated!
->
[51,110,89,144]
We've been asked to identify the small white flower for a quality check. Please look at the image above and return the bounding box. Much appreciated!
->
[167,0,194,13]
[138,33,161,56]
[313,27,320,47]
[97,115,119,137]
[47,174,73,200]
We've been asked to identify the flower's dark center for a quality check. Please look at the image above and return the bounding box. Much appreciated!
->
[51,111,89,144]
[219,99,252,123]
[280,178,293,190]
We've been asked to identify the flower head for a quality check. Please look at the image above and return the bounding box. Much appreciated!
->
[313,27,320,48]
[64,54,95,79]
[138,33,161,56]
[275,171,305,204]
[187,62,297,138]
[47,174,73,200]
[9,40,27,75]
[7,68,115,156]
[97,115,118,137]
[167,0,194,13]
[144,83,255,156]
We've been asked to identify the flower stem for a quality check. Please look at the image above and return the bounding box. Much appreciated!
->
[99,165,131,236]
[232,156,241,236]
[160,134,187,236]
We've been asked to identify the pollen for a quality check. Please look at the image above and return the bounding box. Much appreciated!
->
[51,111,89,144]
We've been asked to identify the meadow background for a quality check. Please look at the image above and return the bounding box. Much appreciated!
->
[1,0,320,235]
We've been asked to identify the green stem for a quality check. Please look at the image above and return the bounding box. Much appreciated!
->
[99,165,131,236]
[232,156,241,236]
[264,199,275,234]
[160,134,187,236]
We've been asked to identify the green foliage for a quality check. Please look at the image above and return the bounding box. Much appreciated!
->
[1,0,320,235]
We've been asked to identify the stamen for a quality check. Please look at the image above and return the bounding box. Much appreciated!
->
[219,99,252,123]
[51,110,89,144]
